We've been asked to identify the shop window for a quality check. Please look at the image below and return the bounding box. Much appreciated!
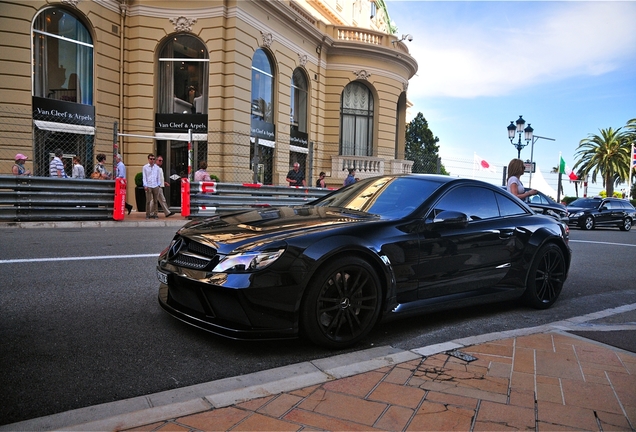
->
[158,34,209,114]
[33,8,93,105]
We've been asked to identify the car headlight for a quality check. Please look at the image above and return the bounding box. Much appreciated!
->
[212,249,285,273]
[571,211,583,218]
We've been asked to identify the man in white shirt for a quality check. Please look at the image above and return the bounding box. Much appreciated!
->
[142,154,161,219]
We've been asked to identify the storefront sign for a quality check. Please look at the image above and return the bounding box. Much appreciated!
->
[155,114,208,133]
[32,96,95,126]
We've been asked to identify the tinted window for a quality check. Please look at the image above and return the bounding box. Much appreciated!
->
[496,192,528,216]
[435,186,499,220]
[569,198,601,208]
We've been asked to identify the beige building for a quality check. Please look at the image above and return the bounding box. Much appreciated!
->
[0,0,417,207]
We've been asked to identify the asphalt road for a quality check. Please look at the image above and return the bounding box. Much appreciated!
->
[1,225,634,425]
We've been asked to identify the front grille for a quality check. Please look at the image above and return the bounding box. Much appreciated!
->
[171,254,211,269]
[168,237,220,270]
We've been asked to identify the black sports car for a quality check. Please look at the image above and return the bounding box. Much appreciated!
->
[158,174,571,348]
[567,197,635,231]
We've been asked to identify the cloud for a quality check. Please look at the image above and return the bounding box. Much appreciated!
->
[399,2,636,99]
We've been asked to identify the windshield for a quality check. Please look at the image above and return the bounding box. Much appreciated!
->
[312,176,443,218]
[569,198,601,208]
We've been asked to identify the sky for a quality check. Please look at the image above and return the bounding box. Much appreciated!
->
[386,0,636,198]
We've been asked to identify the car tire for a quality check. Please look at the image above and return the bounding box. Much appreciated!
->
[619,218,632,231]
[522,243,566,310]
[581,215,594,230]
[301,256,382,349]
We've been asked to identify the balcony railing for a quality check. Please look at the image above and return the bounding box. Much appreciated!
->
[331,155,413,182]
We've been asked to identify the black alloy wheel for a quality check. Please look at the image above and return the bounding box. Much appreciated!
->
[619,218,632,231]
[301,257,382,349]
[522,243,566,309]
[582,215,595,230]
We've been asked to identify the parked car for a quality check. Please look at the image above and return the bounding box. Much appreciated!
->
[500,187,568,222]
[567,197,635,231]
[157,174,571,348]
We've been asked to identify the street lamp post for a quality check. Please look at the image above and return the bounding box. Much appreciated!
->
[507,115,533,159]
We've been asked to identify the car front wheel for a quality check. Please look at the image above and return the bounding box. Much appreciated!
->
[581,215,594,230]
[301,256,382,349]
[522,243,566,309]
[619,218,632,231]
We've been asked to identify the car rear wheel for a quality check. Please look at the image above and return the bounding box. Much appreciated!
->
[522,243,566,309]
[581,215,594,230]
[619,218,632,231]
[301,257,382,349]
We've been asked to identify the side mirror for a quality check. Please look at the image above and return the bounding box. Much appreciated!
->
[430,210,469,228]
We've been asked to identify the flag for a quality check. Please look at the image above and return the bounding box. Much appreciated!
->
[632,143,636,169]
[559,156,578,181]
[474,153,496,172]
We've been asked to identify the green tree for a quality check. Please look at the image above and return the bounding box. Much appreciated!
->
[573,127,631,197]
[405,113,447,174]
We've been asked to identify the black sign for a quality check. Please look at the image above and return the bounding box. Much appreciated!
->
[32,96,95,126]
[251,118,275,140]
[290,129,308,148]
[155,114,208,133]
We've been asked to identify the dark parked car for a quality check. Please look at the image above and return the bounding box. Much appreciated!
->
[158,175,571,348]
[500,187,568,222]
[567,197,635,231]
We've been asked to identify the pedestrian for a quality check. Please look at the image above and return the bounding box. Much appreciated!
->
[286,162,306,187]
[12,153,31,176]
[114,153,133,215]
[343,168,356,187]
[316,171,326,188]
[143,153,173,219]
[155,155,174,217]
[49,148,67,178]
[506,158,537,199]
[72,156,85,179]
[93,153,112,179]
[194,161,212,182]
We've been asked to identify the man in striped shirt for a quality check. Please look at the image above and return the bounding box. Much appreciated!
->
[49,148,67,178]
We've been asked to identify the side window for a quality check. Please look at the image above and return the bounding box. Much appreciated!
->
[435,186,499,221]
[602,201,612,210]
[496,192,528,217]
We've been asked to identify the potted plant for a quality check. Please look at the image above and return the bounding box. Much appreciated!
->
[134,172,146,212]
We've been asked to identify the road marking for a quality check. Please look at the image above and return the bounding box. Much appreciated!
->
[569,240,636,247]
[0,254,158,264]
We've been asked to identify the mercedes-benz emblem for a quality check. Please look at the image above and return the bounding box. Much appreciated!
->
[167,238,185,260]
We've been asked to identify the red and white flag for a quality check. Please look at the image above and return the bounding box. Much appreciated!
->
[474,153,496,172]
[559,155,578,181]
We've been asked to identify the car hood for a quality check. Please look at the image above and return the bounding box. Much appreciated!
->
[177,206,380,252]
[566,206,589,212]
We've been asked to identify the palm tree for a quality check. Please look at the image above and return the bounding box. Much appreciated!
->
[574,127,630,197]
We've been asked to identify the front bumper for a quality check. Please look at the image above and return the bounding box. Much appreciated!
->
[157,271,301,341]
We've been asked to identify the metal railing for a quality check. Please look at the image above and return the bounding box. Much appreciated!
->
[185,181,333,217]
[0,175,115,221]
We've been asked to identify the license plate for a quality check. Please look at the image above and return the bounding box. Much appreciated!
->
[156,270,168,284]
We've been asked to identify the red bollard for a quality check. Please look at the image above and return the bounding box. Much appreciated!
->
[181,178,190,217]
[113,178,126,221]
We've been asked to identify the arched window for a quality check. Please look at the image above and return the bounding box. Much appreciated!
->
[250,48,275,184]
[290,68,308,133]
[158,34,209,114]
[33,8,93,105]
[340,82,373,156]
[251,49,274,123]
